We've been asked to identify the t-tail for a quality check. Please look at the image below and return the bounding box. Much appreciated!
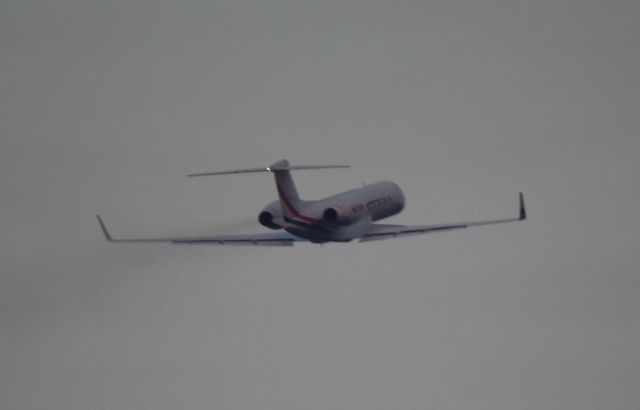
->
[268,160,304,223]
[188,159,350,221]
[268,159,301,204]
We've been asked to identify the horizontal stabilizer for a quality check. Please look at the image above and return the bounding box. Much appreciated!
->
[188,159,349,177]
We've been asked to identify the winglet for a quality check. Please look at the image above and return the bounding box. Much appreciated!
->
[96,215,114,242]
[519,192,527,220]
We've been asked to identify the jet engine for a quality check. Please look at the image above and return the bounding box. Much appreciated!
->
[322,205,363,225]
[258,200,283,230]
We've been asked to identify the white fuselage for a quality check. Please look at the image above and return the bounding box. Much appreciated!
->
[279,181,405,243]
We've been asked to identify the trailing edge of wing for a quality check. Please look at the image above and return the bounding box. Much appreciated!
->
[360,192,526,242]
[96,215,299,246]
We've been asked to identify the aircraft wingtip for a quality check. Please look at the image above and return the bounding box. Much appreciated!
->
[519,192,527,220]
[96,215,113,241]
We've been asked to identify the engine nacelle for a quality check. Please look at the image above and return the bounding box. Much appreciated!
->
[258,200,283,230]
[322,205,363,225]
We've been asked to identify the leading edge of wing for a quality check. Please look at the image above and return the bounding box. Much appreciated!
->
[359,192,526,242]
[96,216,300,246]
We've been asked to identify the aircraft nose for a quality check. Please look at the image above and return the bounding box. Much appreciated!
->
[392,183,406,207]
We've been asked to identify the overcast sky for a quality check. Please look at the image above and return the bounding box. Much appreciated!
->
[2,1,640,409]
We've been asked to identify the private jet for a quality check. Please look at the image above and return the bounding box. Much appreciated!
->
[97,159,526,246]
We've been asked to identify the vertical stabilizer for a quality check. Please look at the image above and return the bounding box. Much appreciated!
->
[188,158,350,224]
[269,159,324,226]
[269,160,302,217]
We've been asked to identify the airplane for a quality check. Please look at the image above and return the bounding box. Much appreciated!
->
[97,159,526,246]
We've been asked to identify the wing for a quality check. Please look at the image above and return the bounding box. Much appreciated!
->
[360,192,526,242]
[96,216,301,246]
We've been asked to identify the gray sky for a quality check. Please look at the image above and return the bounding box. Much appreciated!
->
[2,0,639,409]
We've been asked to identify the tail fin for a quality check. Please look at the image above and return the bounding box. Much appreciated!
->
[188,159,350,221]
[187,159,350,202]
[269,159,301,203]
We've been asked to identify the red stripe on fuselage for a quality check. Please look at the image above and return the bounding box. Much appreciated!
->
[276,182,318,224]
